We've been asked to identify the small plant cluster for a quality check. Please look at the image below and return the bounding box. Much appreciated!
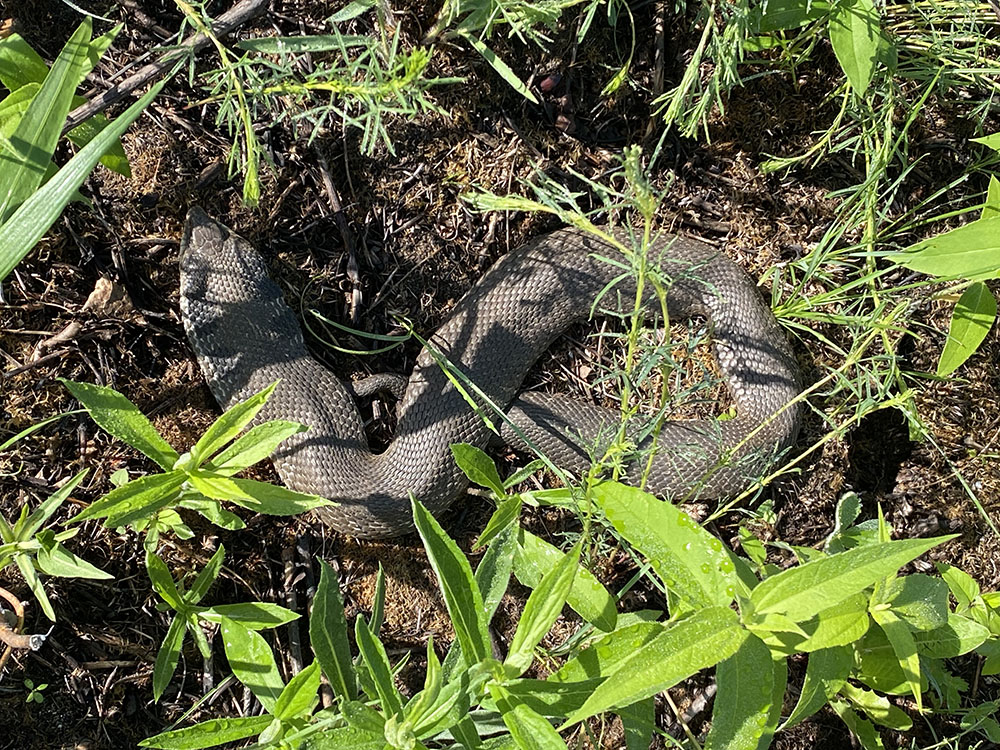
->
[0,18,164,282]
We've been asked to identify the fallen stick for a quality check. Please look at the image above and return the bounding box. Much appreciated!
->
[61,0,269,135]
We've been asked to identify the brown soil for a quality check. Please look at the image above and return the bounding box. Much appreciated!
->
[1,1,998,749]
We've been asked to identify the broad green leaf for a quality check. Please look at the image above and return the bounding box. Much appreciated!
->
[413,662,492,738]
[490,682,566,750]
[220,618,285,712]
[22,469,88,537]
[553,620,663,683]
[146,552,184,611]
[0,84,40,137]
[185,545,226,604]
[451,442,505,496]
[72,471,185,527]
[781,645,853,730]
[828,0,881,95]
[750,535,953,622]
[343,699,387,733]
[0,19,91,222]
[237,34,375,54]
[311,560,357,700]
[561,607,747,726]
[189,473,330,514]
[839,682,912,730]
[301,726,386,750]
[594,482,737,609]
[972,133,1000,152]
[514,530,617,633]
[910,613,990,658]
[937,282,997,376]
[982,174,1000,219]
[34,537,111,579]
[456,29,539,104]
[0,34,50,90]
[829,700,886,750]
[61,379,179,470]
[505,542,580,675]
[896,216,1000,281]
[404,639,442,727]
[328,0,377,24]
[619,696,655,750]
[273,662,320,721]
[492,677,602,717]
[475,495,522,549]
[139,715,275,749]
[15,554,54,620]
[178,495,246,529]
[705,634,776,750]
[936,562,980,610]
[756,0,832,32]
[200,602,299,630]
[355,615,403,716]
[190,382,279,465]
[870,609,922,710]
[205,420,306,475]
[65,111,131,177]
[152,615,188,702]
[0,76,165,281]
[881,574,949,631]
[766,592,870,653]
[412,496,491,665]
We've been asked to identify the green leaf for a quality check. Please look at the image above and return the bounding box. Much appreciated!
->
[705,634,777,750]
[475,495,522,549]
[828,0,881,95]
[411,495,491,665]
[152,615,188,702]
[237,34,376,54]
[829,700,886,750]
[553,620,663,684]
[594,482,737,609]
[34,538,111,580]
[404,639,442,727]
[911,612,990,658]
[880,574,949,631]
[65,112,131,177]
[0,76,165,281]
[200,602,299,630]
[139,716,275,749]
[869,610,922,710]
[451,443,505,496]
[355,615,403,716]
[301,726,386,750]
[619,696,655,750]
[220,618,285,712]
[273,662,320,721]
[937,282,997,376]
[15,554,54,620]
[311,560,357,700]
[204,420,306,476]
[839,682,912,731]
[984,175,1000,220]
[61,380,179,470]
[178,495,246,529]
[190,382,279,465]
[146,552,184,611]
[490,682,566,750]
[72,471,186,527]
[561,607,747,726]
[22,469,88,538]
[782,644,853,730]
[756,0,832,32]
[0,34,50,90]
[750,535,953,622]
[0,19,91,222]
[187,472,329,514]
[514,530,617,633]
[896,216,1000,281]
[505,543,580,676]
[455,29,539,104]
[328,0,377,24]
[972,133,1000,152]
[936,562,980,610]
[186,545,226,604]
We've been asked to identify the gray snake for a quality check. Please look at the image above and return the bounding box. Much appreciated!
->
[179,208,801,538]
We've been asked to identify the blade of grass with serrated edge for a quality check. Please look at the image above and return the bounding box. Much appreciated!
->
[411,496,491,666]
[0,77,165,281]
[0,19,91,222]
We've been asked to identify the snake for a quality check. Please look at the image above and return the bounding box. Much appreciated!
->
[179,207,801,539]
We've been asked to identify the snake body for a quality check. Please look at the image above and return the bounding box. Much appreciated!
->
[179,208,801,538]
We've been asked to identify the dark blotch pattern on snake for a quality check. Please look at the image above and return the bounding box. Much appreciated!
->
[179,208,801,538]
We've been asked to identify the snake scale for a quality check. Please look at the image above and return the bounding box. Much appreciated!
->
[179,208,801,538]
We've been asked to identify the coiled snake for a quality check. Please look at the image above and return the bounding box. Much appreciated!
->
[179,208,801,538]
